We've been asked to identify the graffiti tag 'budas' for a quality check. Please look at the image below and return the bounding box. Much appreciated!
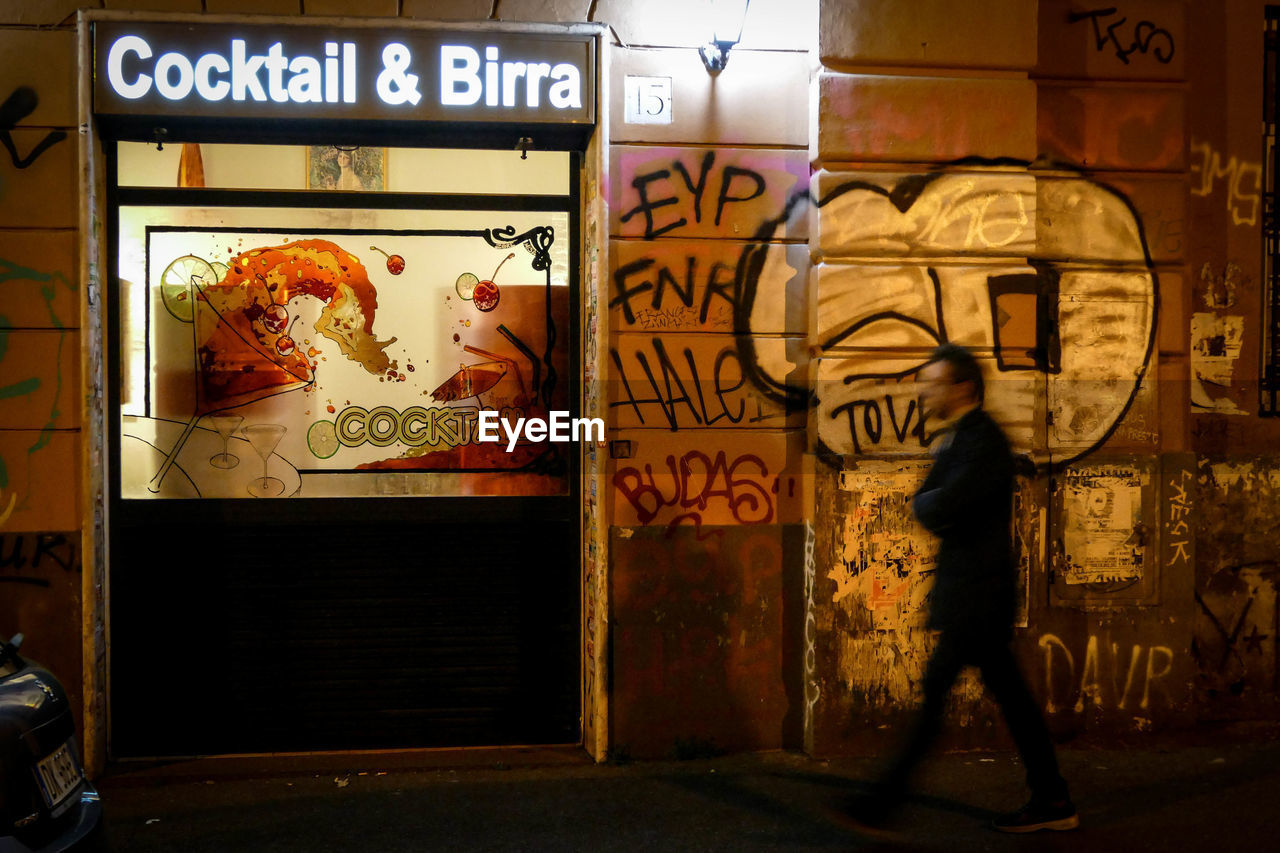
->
[613,450,775,530]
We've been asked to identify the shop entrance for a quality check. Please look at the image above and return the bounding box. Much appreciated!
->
[106,142,582,756]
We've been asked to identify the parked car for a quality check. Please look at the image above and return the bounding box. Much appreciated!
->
[1,634,102,852]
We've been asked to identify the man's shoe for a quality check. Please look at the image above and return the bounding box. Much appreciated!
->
[991,799,1080,833]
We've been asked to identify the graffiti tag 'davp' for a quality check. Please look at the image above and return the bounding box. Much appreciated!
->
[1039,632,1175,714]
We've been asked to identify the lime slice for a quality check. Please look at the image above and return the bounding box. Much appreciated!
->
[456,272,479,300]
[211,261,230,282]
[307,419,339,459]
[160,255,216,323]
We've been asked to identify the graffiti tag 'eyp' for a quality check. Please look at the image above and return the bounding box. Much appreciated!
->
[619,151,775,240]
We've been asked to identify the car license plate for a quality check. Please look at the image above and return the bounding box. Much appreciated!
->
[34,740,83,814]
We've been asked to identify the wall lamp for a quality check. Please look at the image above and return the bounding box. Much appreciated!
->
[700,0,751,74]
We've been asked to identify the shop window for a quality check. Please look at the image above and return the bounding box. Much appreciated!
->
[115,144,575,499]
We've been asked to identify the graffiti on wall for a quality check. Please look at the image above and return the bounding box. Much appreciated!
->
[0,86,68,171]
[0,532,78,587]
[612,252,740,331]
[1038,632,1175,715]
[802,520,820,735]
[611,335,802,431]
[735,159,1159,470]
[1190,140,1261,228]
[609,148,806,438]
[0,252,76,521]
[1195,570,1277,699]
[608,147,806,536]
[1166,468,1192,570]
[1066,6,1175,65]
[613,448,787,536]
[609,241,806,336]
[615,149,804,242]
[1193,462,1280,701]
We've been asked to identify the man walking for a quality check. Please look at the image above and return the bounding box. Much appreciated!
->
[852,343,1077,834]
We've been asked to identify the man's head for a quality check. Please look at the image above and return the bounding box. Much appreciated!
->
[919,343,984,421]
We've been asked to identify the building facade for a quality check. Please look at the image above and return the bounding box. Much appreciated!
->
[0,0,1276,774]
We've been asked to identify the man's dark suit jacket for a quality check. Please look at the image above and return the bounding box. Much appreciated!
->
[912,407,1016,640]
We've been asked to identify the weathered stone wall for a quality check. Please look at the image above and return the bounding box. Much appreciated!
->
[805,0,1197,755]
[0,3,85,747]
[1185,0,1280,722]
[6,0,1279,774]
[601,0,814,759]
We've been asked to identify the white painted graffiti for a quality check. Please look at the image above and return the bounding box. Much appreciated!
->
[1166,469,1192,568]
[1038,633,1175,713]
[803,520,820,735]
[1190,139,1262,227]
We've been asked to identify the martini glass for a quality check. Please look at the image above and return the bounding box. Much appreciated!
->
[242,423,287,498]
[149,271,312,493]
[206,413,244,469]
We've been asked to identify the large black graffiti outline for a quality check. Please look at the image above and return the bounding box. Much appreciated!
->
[0,87,68,170]
[731,156,1160,471]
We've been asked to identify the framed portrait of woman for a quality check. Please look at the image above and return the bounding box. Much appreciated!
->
[306,146,387,191]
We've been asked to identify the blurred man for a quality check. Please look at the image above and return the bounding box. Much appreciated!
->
[852,343,1077,834]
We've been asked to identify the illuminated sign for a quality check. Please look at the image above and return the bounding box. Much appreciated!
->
[93,22,595,125]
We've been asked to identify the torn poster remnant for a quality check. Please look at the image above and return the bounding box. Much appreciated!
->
[1191,313,1246,415]
[834,463,935,628]
[1061,465,1146,584]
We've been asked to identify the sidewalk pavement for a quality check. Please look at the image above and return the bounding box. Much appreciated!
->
[97,726,1277,852]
